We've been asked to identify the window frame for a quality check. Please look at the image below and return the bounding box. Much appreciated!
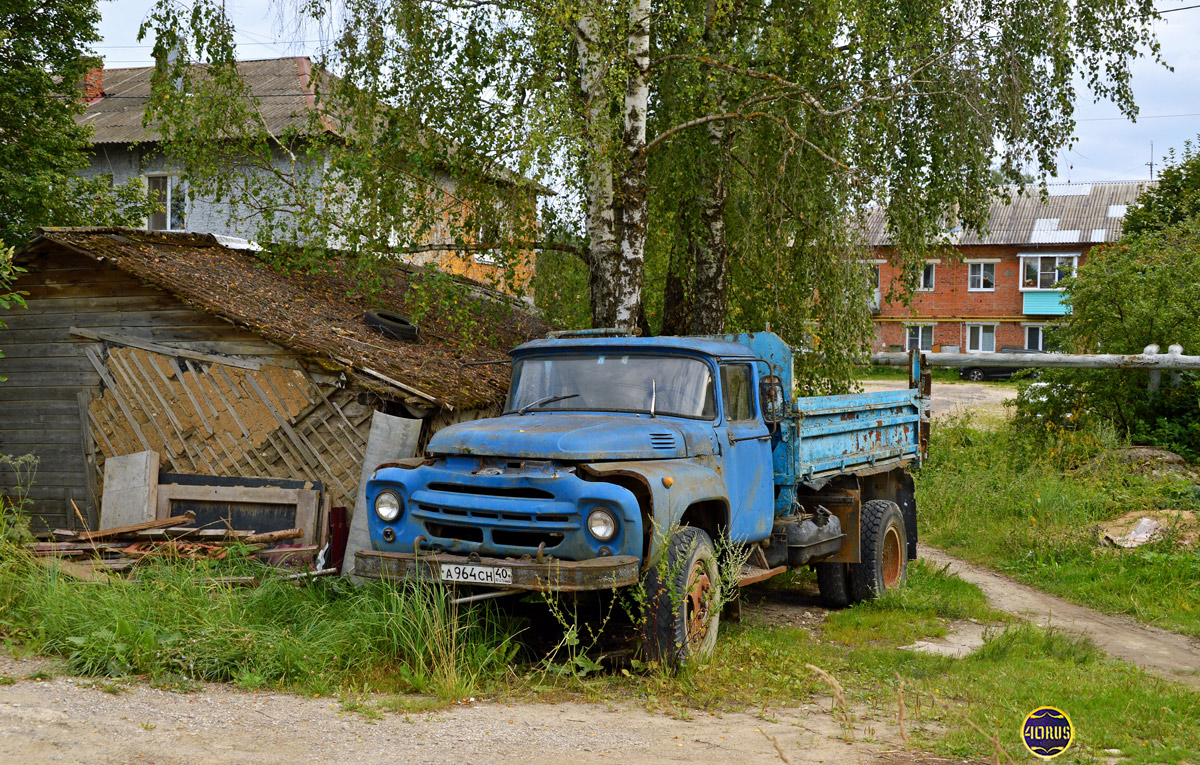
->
[905,324,934,351]
[1019,253,1078,292]
[967,262,996,292]
[917,262,936,291]
[145,173,185,232]
[719,363,757,423]
[1025,324,1045,352]
[965,323,997,354]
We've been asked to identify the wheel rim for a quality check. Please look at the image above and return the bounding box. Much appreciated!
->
[881,524,903,590]
[685,561,713,650]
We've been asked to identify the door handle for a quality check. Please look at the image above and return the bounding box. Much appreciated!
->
[730,433,771,443]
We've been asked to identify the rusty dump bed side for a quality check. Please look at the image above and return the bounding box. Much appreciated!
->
[792,388,925,482]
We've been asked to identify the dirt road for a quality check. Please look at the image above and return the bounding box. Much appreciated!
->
[858,380,1013,421]
[920,546,1200,689]
[0,653,969,765]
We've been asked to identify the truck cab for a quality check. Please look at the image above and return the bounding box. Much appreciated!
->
[356,330,928,664]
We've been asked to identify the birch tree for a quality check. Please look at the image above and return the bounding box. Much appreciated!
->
[146,0,1161,350]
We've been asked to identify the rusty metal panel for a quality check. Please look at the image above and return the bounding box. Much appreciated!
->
[800,489,860,563]
[354,550,641,592]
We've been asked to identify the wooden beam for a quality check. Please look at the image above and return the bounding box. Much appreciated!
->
[83,347,154,453]
[69,327,261,370]
[76,511,196,541]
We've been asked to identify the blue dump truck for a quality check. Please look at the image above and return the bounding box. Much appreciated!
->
[355,330,930,664]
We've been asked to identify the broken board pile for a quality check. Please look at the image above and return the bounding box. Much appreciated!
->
[25,510,325,583]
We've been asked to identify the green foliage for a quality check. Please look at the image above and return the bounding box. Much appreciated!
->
[0,0,152,246]
[919,416,1200,636]
[1123,138,1200,236]
[0,548,516,699]
[0,246,28,382]
[1014,217,1200,459]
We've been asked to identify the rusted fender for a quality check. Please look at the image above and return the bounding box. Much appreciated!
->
[353,550,640,592]
[581,458,728,559]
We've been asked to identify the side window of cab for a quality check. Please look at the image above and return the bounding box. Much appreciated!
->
[720,364,755,421]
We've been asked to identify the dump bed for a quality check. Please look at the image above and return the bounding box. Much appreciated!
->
[793,387,926,481]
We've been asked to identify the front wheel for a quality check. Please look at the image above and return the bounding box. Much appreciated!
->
[849,499,909,602]
[641,527,721,667]
[965,368,986,382]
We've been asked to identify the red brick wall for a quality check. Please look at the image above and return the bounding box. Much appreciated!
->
[871,243,1095,352]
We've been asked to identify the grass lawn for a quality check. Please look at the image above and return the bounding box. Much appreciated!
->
[916,416,1200,637]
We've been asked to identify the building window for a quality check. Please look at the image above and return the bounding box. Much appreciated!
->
[906,325,934,351]
[966,324,996,353]
[1020,254,1077,291]
[968,262,995,291]
[146,175,186,231]
[868,265,881,311]
[918,263,936,291]
[1027,328,1046,354]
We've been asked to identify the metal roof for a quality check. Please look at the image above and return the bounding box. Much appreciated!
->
[513,336,757,359]
[866,181,1150,247]
[80,57,325,145]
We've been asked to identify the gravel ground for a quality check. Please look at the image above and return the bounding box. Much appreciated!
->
[858,381,1013,422]
[0,653,975,765]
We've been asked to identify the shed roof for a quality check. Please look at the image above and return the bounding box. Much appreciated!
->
[17,228,551,410]
[81,57,323,145]
[866,181,1149,247]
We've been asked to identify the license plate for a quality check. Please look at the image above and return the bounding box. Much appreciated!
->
[440,563,513,585]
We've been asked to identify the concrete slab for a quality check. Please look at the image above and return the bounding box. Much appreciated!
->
[342,411,421,578]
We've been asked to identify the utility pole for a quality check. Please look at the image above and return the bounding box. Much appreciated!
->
[1147,141,1156,180]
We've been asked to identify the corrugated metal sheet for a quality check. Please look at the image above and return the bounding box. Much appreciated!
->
[80,57,323,145]
[866,181,1149,246]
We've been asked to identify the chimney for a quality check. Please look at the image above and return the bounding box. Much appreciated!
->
[83,66,104,102]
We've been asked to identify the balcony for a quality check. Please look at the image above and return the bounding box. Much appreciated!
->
[1023,291,1070,316]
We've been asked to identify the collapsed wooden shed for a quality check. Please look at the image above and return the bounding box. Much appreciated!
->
[0,227,549,532]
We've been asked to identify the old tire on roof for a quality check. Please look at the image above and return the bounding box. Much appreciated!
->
[849,499,908,602]
[815,561,852,608]
[641,526,721,667]
[363,309,419,342]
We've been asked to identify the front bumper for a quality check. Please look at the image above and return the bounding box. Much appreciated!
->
[354,550,641,592]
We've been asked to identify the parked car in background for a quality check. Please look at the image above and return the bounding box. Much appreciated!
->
[959,347,1044,382]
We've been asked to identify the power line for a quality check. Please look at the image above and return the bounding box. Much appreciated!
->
[1078,111,1200,121]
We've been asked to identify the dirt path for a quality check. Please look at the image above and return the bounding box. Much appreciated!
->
[859,381,1013,421]
[920,545,1200,689]
[0,653,974,765]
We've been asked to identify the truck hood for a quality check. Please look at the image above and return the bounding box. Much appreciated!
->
[427,413,716,460]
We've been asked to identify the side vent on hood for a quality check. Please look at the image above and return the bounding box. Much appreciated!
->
[649,432,677,450]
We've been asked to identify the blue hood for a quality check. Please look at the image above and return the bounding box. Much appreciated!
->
[427,413,717,460]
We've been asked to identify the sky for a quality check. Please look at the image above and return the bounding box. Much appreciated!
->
[95,0,1200,185]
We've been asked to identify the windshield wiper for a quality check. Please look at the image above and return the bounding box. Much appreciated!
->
[517,393,580,415]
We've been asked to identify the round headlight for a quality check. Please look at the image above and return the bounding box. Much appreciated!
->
[375,490,402,522]
[586,507,618,542]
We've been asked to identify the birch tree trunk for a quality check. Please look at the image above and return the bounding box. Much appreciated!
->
[609,0,650,330]
[574,19,621,328]
[689,121,730,334]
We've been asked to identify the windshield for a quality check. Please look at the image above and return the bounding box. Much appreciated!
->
[506,354,716,419]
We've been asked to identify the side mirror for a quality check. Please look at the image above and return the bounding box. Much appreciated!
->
[759,375,786,423]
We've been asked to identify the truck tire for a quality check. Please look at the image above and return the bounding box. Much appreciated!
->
[641,527,721,667]
[363,310,419,342]
[849,499,908,602]
[815,562,852,608]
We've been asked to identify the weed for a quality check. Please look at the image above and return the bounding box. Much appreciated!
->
[0,676,15,685]
[25,670,53,681]
[918,416,1200,635]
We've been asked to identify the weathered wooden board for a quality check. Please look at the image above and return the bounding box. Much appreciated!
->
[100,451,160,530]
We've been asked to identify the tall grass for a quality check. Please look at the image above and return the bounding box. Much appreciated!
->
[0,538,516,698]
[918,415,1200,635]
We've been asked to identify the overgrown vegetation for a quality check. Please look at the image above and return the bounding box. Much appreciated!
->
[919,415,1200,636]
[1016,147,1200,459]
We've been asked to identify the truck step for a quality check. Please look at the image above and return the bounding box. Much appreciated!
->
[737,564,787,587]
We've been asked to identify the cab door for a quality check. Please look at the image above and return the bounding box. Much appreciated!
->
[719,363,774,542]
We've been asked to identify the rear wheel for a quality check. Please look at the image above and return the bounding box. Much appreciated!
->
[815,562,852,608]
[849,499,908,601]
[641,527,721,667]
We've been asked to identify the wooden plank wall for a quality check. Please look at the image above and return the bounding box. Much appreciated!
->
[0,246,372,531]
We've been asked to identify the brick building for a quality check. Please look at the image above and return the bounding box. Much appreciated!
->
[867,181,1148,354]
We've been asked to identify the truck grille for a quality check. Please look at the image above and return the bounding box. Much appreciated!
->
[413,496,576,552]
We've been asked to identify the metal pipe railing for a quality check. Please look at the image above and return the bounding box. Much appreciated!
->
[870,344,1200,370]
